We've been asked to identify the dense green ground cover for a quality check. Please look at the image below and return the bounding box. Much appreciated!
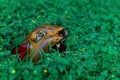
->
[0,0,120,80]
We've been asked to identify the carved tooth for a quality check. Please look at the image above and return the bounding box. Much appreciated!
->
[56,43,60,48]
[61,39,65,43]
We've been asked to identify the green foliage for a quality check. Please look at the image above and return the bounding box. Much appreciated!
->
[0,0,120,80]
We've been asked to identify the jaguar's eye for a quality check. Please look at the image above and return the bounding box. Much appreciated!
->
[35,31,46,42]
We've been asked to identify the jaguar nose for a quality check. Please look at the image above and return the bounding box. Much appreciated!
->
[56,27,64,31]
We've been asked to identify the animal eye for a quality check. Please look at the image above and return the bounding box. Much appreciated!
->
[35,31,46,42]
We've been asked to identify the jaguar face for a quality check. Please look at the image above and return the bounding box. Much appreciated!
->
[12,24,68,62]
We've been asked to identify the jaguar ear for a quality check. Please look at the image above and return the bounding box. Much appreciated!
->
[12,41,29,59]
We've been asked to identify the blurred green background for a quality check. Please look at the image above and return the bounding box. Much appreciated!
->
[0,0,120,80]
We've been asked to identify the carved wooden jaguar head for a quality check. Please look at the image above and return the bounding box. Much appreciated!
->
[12,24,68,62]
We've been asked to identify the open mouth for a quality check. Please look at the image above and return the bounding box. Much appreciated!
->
[52,40,66,52]
[52,29,67,52]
